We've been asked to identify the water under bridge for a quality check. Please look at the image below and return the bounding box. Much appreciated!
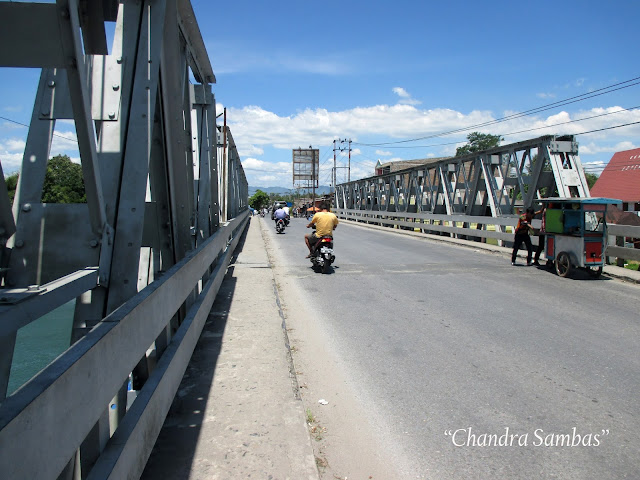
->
[1,2,639,479]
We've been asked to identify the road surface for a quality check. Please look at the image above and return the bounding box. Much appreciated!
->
[259,215,640,480]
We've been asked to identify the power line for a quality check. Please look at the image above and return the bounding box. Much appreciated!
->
[501,105,639,137]
[350,115,640,152]
[354,76,640,147]
[0,115,78,143]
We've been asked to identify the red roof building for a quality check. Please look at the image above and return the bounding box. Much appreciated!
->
[590,147,640,213]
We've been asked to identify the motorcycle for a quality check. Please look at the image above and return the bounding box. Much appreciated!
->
[275,218,286,234]
[309,229,335,273]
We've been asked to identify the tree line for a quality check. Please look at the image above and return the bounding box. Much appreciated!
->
[6,154,86,204]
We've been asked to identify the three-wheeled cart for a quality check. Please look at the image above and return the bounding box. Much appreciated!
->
[539,197,621,278]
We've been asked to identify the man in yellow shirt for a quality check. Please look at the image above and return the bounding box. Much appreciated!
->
[305,202,338,258]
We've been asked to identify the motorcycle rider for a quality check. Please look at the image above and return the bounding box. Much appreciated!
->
[274,205,288,228]
[305,202,338,258]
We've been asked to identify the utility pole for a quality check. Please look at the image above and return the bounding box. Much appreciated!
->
[312,147,316,208]
[348,138,351,183]
[335,138,352,186]
[332,139,337,194]
[222,108,227,221]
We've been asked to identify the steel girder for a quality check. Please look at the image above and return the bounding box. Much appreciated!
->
[0,2,247,474]
[335,135,589,217]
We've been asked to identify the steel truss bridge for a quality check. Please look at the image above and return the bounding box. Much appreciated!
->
[0,1,248,479]
[333,135,597,244]
[0,2,638,480]
[335,135,590,216]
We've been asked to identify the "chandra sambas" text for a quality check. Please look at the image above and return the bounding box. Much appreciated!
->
[444,427,610,447]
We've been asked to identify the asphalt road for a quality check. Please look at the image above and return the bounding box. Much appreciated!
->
[261,215,640,479]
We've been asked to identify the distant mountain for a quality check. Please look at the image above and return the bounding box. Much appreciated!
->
[249,185,332,196]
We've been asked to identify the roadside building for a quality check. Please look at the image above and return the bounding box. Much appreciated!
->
[375,157,450,176]
[590,147,640,216]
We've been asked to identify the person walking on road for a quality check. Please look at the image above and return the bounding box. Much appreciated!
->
[532,205,548,266]
[511,208,534,266]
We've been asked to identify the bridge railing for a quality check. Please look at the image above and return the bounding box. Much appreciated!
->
[0,212,249,480]
[0,1,250,478]
[336,208,640,264]
[607,224,640,264]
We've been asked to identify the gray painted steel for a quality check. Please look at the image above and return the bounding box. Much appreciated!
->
[0,1,248,478]
[334,209,640,263]
[335,135,589,218]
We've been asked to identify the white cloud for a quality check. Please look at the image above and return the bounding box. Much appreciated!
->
[224,102,640,186]
[393,87,410,99]
[257,175,277,182]
[537,92,556,99]
[579,140,638,156]
[51,131,78,154]
[0,151,24,172]
[392,87,421,106]
[241,157,292,186]
[241,144,265,156]
[582,160,606,175]
[0,138,27,173]
[208,43,353,75]
[4,138,26,152]
[227,103,493,157]
[242,157,290,173]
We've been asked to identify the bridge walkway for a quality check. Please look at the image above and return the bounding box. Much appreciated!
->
[141,217,319,479]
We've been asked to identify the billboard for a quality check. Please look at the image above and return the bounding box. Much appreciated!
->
[292,148,319,189]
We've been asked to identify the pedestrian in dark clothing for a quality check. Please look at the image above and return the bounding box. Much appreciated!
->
[533,205,548,265]
[511,208,534,266]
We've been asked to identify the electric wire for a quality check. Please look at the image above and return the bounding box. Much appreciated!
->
[0,115,78,143]
[350,115,640,152]
[353,76,640,147]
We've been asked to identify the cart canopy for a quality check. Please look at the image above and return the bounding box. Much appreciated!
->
[539,197,622,205]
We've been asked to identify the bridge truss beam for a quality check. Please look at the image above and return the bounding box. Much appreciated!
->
[335,135,590,217]
[0,2,248,479]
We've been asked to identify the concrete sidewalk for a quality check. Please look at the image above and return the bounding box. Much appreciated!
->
[142,217,319,479]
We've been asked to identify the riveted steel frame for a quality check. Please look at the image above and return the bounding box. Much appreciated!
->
[336,135,589,218]
[0,2,248,478]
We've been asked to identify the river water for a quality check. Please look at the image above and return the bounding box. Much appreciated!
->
[7,301,75,395]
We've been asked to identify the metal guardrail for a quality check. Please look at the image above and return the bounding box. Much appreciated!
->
[607,224,640,262]
[336,208,640,262]
[0,1,250,479]
[0,212,249,479]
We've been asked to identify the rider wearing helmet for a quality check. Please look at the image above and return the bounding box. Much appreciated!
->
[274,205,288,227]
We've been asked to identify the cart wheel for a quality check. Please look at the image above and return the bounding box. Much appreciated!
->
[555,252,571,277]
[585,266,603,278]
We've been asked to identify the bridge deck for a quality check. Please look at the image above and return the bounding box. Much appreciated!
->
[141,218,319,479]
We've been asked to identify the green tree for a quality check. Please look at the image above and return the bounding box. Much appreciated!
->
[5,155,87,204]
[5,172,19,204]
[585,172,598,189]
[249,189,270,210]
[456,132,503,156]
[42,155,86,203]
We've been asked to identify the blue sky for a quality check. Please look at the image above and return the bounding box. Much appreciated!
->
[1,0,639,188]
